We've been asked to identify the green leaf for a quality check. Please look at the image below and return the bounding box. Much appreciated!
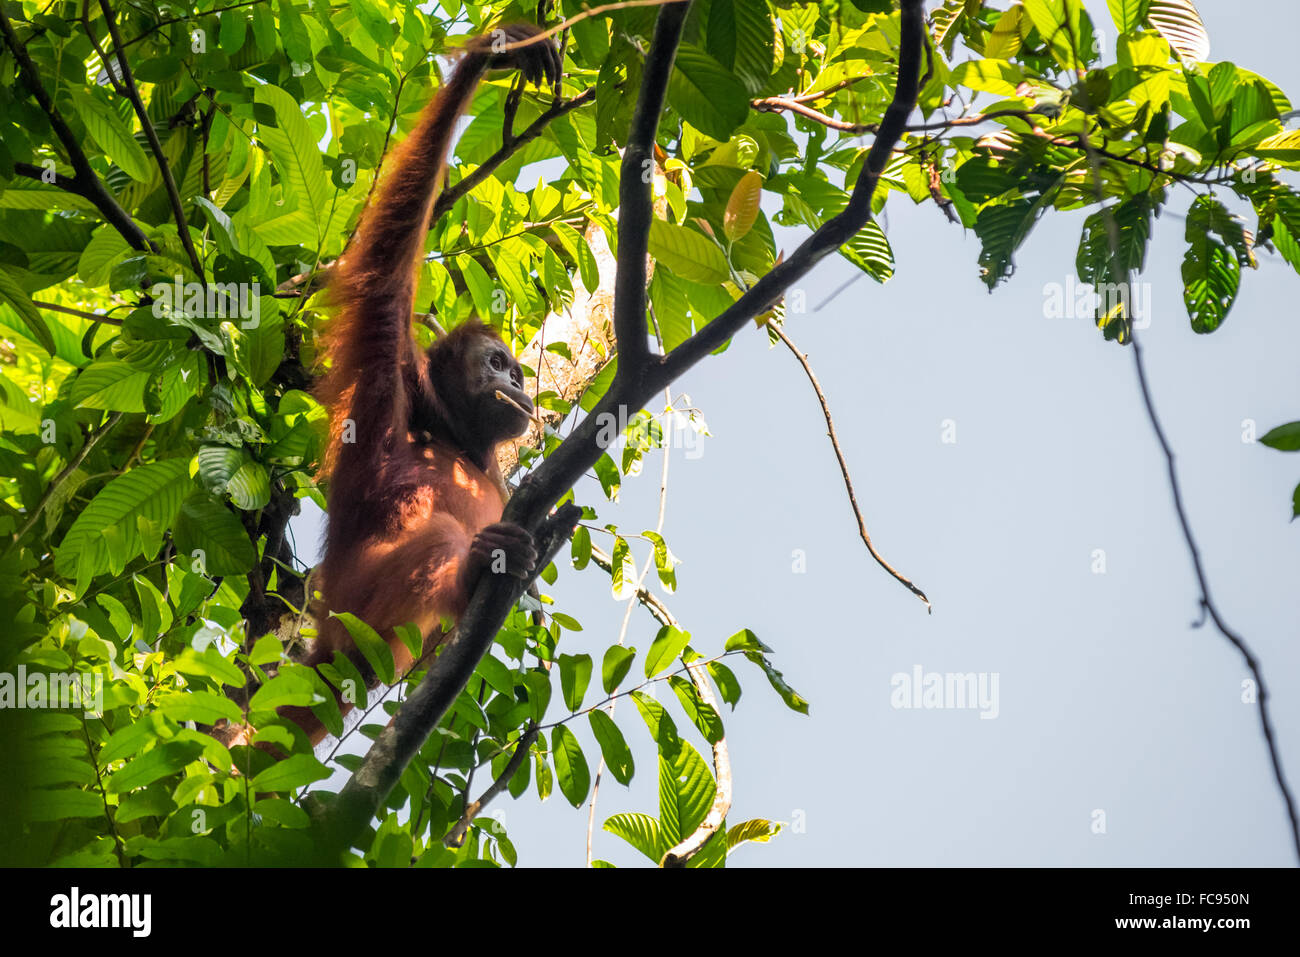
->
[558,653,592,712]
[248,673,320,710]
[77,227,131,286]
[70,359,149,411]
[641,530,678,592]
[551,221,600,293]
[1107,0,1148,33]
[984,5,1023,60]
[950,59,1028,97]
[154,691,244,725]
[1146,0,1209,63]
[276,0,313,64]
[841,221,894,282]
[668,675,725,744]
[72,90,152,182]
[647,219,730,284]
[707,660,742,708]
[55,459,191,580]
[724,628,772,653]
[1260,422,1300,451]
[24,789,109,821]
[589,710,635,785]
[603,812,666,862]
[570,524,592,570]
[1253,129,1300,165]
[550,725,591,807]
[1023,0,1097,69]
[250,753,332,792]
[196,445,272,510]
[0,267,55,353]
[331,612,395,685]
[254,85,328,245]
[745,651,810,715]
[669,45,750,140]
[601,645,636,694]
[1076,196,1153,287]
[644,624,691,678]
[172,494,257,576]
[975,200,1039,289]
[631,690,681,754]
[107,741,206,793]
[475,655,515,697]
[175,646,247,687]
[726,818,782,850]
[524,669,552,724]
[1182,201,1241,333]
[659,740,715,845]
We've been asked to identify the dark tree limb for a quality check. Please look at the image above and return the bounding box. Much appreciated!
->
[431,87,595,222]
[611,2,689,373]
[97,0,205,280]
[651,0,924,386]
[0,12,153,252]
[312,0,925,855]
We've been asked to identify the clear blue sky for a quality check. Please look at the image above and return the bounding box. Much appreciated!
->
[295,0,1300,866]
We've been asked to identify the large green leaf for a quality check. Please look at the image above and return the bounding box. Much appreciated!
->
[658,740,715,845]
[0,266,54,353]
[589,709,635,785]
[55,458,192,579]
[71,90,152,183]
[172,493,257,576]
[1147,0,1209,63]
[668,45,750,141]
[1182,195,1245,332]
[603,812,666,862]
[647,219,729,284]
[550,725,591,807]
[253,85,330,246]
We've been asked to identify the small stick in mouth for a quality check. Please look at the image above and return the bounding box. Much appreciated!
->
[495,389,541,422]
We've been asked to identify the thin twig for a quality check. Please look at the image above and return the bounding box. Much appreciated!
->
[443,722,539,848]
[5,412,124,557]
[773,325,930,610]
[31,300,124,326]
[432,89,595,221]
[1063,17,1300,863]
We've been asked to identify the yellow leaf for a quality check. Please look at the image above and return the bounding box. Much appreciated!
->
[724,170,763,243]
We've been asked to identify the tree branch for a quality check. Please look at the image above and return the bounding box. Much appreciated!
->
[649,0,924,387]
[611,2,689,373]
[773,324,930,610]
[432,87,594,221]
[442,722,539,848]
[0,11,152,251]
[97,0,205,280]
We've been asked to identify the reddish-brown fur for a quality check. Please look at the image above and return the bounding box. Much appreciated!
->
[283,26,558,745]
